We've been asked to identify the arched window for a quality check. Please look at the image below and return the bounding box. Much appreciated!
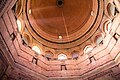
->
[95,35,104,45]
[15,0,23,17]
[58,54,67,60]
[45,51,54,60]
[84,45,93,53]
[104,20,112,34]
[71,51,79,59]
[32,46,41,54]
[107,3,115,17]
[17,19,22,32]
[22,33,30,45]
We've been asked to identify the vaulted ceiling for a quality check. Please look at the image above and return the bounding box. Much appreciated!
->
[0,0,120,80]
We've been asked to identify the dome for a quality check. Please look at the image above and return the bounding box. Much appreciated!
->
[2,0,120,80]
[24,0,101,49]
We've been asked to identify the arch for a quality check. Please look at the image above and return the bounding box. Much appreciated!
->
[22,32,31,45]
[15,0,24,17]
[84,45,93,53]
[71,51,79,59]
[103,20,112,34]
[32,46,41,54]
[17,19,22,32]
[16,18,25,33]
[45,51,54,59]
[58,53,67,60]
[107,2,115,17]
[94,34,104,45]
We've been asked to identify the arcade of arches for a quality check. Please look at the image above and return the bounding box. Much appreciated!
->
[0,0,120,80]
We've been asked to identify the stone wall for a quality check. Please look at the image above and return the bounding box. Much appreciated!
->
[0,0,120,80]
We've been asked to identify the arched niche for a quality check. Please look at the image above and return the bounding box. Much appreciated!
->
[17,19,22,32]
[84,45,93,54]
[71,51,79,60]
[22,32,32,45]
[15,0,24,17]
[58,53,67,60]
[45,51,54,60]
[103,20,112,34]
[32,45,41,54]
[94,34,104,46]
[106,2,118,18]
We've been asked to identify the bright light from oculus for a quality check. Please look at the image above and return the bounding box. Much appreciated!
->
[32,46,41,54]
[58,54,67,60]
[17,20,22,32]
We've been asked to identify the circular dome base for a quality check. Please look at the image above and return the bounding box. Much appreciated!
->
[24,0,103,49]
